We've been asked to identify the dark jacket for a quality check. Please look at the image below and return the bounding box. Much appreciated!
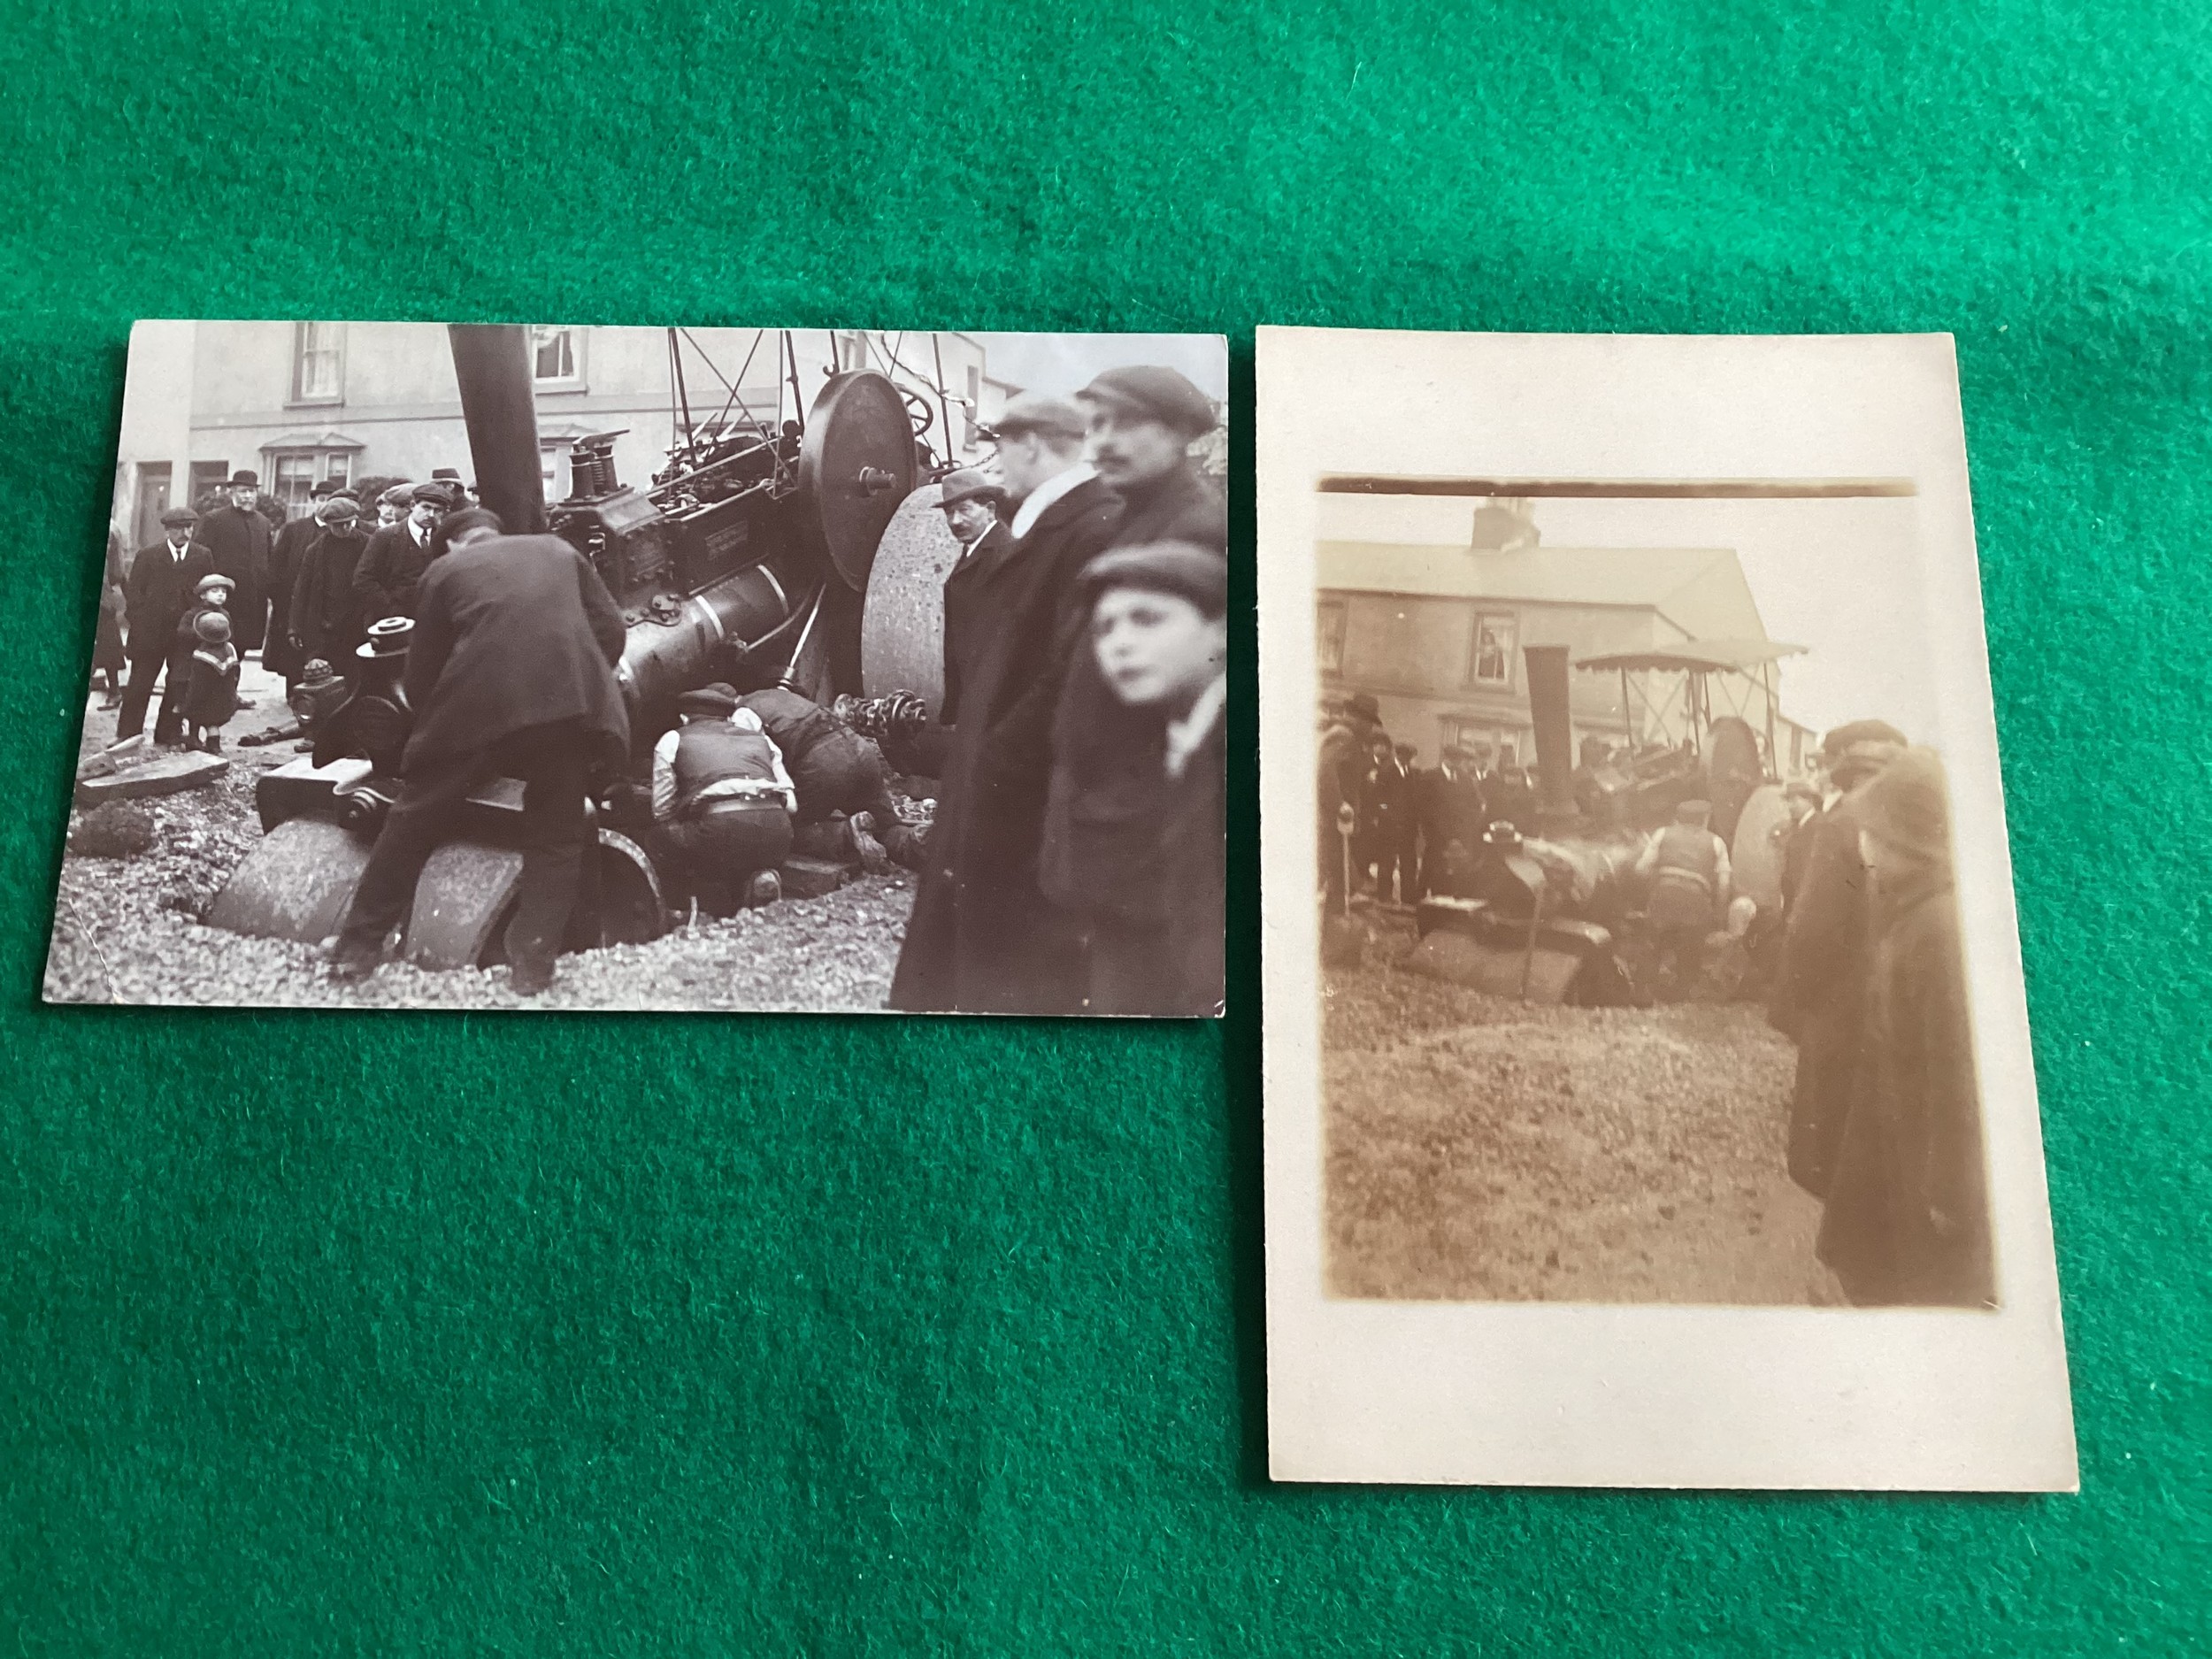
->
[263,514,322,679]
[939,519,1016,727]
[182,643,241,728]
[1770,798,1875,1197]
[196,504,271,650]
[124,540,214,651]
[1359,756,1408,843]
[1815,867,1994,1307]
[1413,765,1487,894]
[1035,463,1228,938]
[290,526,370,666]
[401,533,628,772]
[890,472,1123,1015]
[354,520,441,626]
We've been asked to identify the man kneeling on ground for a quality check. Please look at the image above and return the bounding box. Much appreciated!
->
[650,685,796,913]
[736,682,922,872]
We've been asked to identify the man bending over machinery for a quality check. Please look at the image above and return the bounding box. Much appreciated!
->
[649,684,797,913]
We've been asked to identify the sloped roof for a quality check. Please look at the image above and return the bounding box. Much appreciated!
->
[1577,639,1804,672]
[1315,541,1737,609]
[258,428,365,451]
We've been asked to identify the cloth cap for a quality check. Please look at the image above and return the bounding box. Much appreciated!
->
[319,497,361,524]
[936,468,1006,507]
[195,573,234,596]
[379,485,413,508]
[991,393,1087,442]
[676,686,739,718]
[1078,541,1227,618]
[226,470,258,488]
[159,507,199,528]
[410,481,456,506]
[1676,798,1712,825]
[194,610,232,643]
[1821,718,1908,760]
[1855,745,1951,865]
[1076,365,1217,437]
[441,507,503,541]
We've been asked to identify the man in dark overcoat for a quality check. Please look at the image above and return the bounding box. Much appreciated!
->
[1769,719,1909,1195]
[288,495,372,671]
[1815,747,1993,1307]
[1033,366,1227,956]
[1356,731,1409,901]
[351,481,452,627]
[328,510,627,995]
[264,483,342,687]
[1412,743,1487,899]
[196,471,273,652]
[889,395,1122,1015]
[933,466,1013,733]
[116,506,215,743]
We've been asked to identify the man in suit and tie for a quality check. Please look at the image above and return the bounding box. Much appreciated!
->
[890,395,1123,1015]
[933,466,1013,733]
[196,471,273,653]
[1413,741,1489,900]
[115,507,215,744]
[327,509,628,996]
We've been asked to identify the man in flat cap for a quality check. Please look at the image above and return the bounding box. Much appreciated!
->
[115,505,215,744]
[890,394,1121,1015]
[288,494,372,674]
[196,470,273,654]
[1770,718,1909,1197]
[328,508,628,996]
[649,683,797,913]
[263,484,345,693]
[1036,367,1231,957]
[352,481,452,628]
[933,467,1013,733]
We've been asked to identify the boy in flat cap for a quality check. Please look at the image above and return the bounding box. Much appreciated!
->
[116,506,214,743]
[1041,541,1227,1016]
[196,471,273,654]
[890,394,1122,1015]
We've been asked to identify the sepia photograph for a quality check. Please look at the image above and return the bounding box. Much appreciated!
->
[46,323,1227,1015]
[1259,328,2075,1488]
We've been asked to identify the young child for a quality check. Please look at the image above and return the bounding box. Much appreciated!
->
[1041,540,1227,1016]
[182,610,241,752]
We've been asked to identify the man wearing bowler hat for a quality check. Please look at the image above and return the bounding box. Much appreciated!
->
[890,394,1121,1014]
[196,470,273,653]
[328,507,628,995]
[933,466,1013,732]
[116,505,214,744]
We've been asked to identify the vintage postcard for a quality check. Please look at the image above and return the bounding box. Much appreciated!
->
[48,323,1227,1015]
[1258,327,2075,1488]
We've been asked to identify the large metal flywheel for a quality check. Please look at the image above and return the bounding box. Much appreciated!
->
[797,370,917,591]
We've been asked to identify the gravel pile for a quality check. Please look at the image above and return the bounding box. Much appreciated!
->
[1321,908,1838,1305]
[45,688,912,1013]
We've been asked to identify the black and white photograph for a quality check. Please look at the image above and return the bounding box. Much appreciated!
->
[1259,327,2074,1488]
[45,322,1229,1015]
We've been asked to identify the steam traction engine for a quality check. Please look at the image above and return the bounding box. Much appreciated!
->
[208,325,945,971]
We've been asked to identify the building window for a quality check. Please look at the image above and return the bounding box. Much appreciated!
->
[1471,611,1517,687]
[541,442,569,503]
[292,323,343,403]
[531,326,585,390]
[324,453,350,489]
[1317,598,1347,674]
[273,454,317,510]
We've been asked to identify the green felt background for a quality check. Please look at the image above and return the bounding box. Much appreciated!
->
[3,1,2205,1651]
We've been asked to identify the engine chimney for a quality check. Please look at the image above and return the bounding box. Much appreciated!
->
[1523,643,1578,829]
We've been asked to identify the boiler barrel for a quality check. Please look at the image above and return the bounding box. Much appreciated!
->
[613,555,809,731]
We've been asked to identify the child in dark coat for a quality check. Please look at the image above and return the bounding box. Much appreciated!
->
[183,610,242,752]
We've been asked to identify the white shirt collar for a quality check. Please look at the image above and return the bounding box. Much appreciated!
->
[1165,673,1227,780]
[1009,462,1095,541]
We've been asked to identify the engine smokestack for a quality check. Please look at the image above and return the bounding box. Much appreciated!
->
[1523,643,1577,828]
[447,324,549,535]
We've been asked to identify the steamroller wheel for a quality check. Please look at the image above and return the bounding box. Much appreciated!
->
[403,829,671,972]
[858,484,964,709]
[204,816,376,945]
[798,370,917,591]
